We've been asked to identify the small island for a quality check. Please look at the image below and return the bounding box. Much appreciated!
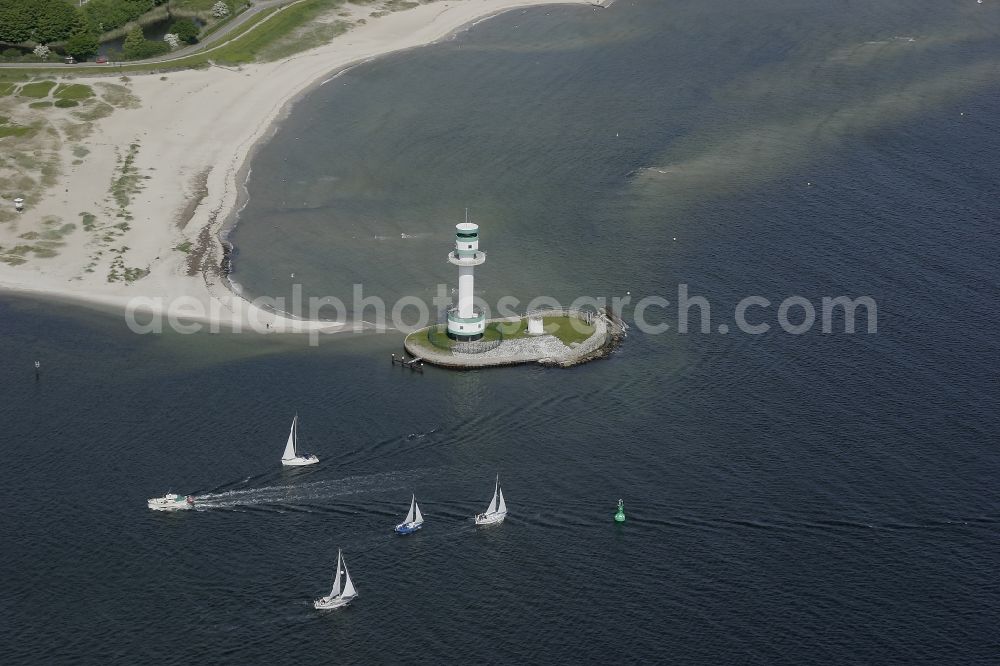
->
[404,308,625,369]
[403,220,625,369]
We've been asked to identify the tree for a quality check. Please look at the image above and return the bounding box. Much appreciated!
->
[163,33,180,50]
[0,3,34,43]
[122,26,168,60]
[211,1,229,19]
[122,26,146,58]
[65,32,100,61]
[32,0,79,44]
[170,18,199,44]
[0,0,88,44]
[84,0,155,35]
[33,44,51,60]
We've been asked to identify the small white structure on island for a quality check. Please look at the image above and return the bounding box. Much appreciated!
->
[446,212,486,340]
[527,316,544,336]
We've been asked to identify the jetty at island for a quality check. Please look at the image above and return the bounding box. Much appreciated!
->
[403,219,626,369]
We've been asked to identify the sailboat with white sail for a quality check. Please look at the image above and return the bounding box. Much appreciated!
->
[474,474,507,525]
[394,494,424,534]
[281,414,319,466]
[314,549,357,610]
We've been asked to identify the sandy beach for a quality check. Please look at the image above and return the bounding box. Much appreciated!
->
[0,0,594,334]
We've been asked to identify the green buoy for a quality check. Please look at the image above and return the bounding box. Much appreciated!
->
[614,498,626,523]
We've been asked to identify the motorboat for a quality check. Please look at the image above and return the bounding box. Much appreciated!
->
[147,493,194,511]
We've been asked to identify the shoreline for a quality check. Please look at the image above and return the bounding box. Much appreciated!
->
[0,0,596,334]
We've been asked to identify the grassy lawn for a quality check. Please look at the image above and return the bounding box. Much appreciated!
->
[494,315,595,345]
[0,124,35,139]
[407,322,504,356]
[494,318,528,338]
[54,84,95,101]
[18,81,56,98]
[407,325,452,356]
[543,315,595,345]
[0,82,15,96]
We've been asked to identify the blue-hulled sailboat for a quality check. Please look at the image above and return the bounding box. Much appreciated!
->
[394,495,424,534]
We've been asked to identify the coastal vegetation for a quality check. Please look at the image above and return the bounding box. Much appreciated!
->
[0,75,142,275]
[0,0,81,45]
[169,18,199,44]
[0,0,431,74]
[106,244,149,283]
[417,322,505,354]
[0,0,246,64]
[0,216,74,265]
[53,83,95,100]
[17,80,56,98]
[122,26,169,59]
[64,30,100,61]
[0,117,34,138]
[110,141,143,213]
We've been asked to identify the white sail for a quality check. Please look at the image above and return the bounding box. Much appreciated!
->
[414,500,423,524]
[341,560,356,598]
[404,495,415,524]
[282,416,297,460]
[497,487,506,514]
[328,549,342,598]
[485,474,500,514]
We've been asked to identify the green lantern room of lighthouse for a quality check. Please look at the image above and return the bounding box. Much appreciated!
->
[446,217,487,341]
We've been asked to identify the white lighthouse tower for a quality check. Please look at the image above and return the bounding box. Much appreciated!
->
[447,213,486,340]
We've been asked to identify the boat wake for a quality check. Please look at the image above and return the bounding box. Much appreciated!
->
[191,469,426,511]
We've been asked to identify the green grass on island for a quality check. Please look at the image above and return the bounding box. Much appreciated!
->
[408,323,494,356]
[407,315,596,356]
[495,315,596,346]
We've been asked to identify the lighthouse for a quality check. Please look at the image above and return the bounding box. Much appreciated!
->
[447,214,486,340]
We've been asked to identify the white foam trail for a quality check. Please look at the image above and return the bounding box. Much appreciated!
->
[192,470,419,510]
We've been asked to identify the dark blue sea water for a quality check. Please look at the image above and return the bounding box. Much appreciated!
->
[3,0,1000,663]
